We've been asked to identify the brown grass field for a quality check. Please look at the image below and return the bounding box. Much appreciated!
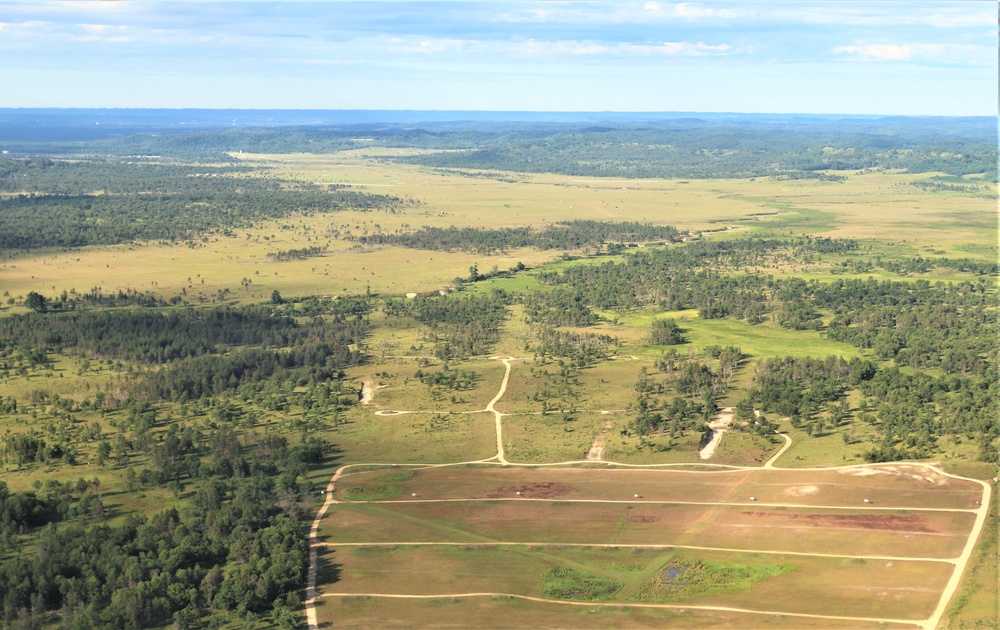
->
[320,500,973,559]
[314,595,922,630]
[334,465,983,511]
[317,544,950,619]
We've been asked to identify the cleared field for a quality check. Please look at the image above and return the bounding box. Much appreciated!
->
[318,544,950,619]
[334,465,983,511]
[314,593,922,630]
[320,500,974,559]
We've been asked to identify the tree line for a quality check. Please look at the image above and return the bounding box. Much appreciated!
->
[351,221,681,255]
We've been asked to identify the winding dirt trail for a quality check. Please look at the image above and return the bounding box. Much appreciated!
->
[923,469,992,630]
[486,356,515,465]
[303,355,991,630]
[763,431,793,469]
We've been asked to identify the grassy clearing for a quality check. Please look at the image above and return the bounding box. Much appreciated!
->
[597,307,864,361]
[502,412,613,463]
[344,483,405,501]
[775,420,890,467]
[541,566,623,601]
[633,559,796,603]
[377,471,415,483]
[708,431,782,467]
[352,358,507,414]
[493,357,643,417]
[324,405,497,464]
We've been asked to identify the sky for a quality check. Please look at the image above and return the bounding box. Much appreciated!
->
[0,1,995,115]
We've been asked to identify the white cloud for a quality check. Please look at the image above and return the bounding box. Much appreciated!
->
[628,41,731,55]
[833,42,994,65]
[773,3,995,28]
[396,38,471,54]
[834,44,914,61]
[387,36,734,59]
[661,2,750,20]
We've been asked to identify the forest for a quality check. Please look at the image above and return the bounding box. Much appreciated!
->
[351,221,681,255]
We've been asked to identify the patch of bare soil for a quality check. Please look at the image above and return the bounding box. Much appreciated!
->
[628,514,660,523]
[699,407,735,460]
[486,482,577,499]
[586,421,614,461]
[740,511,937,533]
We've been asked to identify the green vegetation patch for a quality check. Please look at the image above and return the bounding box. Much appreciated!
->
[541,566,623,601]
[377,471,415,483]
[635,560,796,602]
[344,483,405,501]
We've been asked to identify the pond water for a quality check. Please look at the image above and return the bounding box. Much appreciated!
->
[663,563,694,581]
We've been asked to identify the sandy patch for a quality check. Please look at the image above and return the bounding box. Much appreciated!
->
[699,407,734,460]
[839,465,947,486]
[586,420,614,461]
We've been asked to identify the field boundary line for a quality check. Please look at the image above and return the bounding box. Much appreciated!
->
[922,469,992,629]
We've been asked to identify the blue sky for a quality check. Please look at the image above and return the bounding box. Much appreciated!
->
[0,1,995,115]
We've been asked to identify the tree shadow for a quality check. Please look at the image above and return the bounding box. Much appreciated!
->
[313,549,343,629]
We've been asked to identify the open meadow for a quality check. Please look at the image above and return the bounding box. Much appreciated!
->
[1,154,995,307]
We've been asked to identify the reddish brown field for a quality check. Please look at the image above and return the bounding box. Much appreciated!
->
[321,501,974,558]
[334,464,982,510]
